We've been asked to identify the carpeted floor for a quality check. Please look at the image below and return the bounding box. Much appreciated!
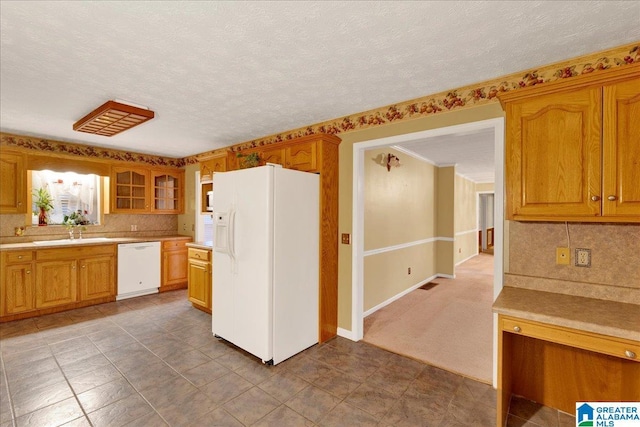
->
[363,253,494,384]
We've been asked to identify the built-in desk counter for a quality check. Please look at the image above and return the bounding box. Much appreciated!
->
[493,287,640,427]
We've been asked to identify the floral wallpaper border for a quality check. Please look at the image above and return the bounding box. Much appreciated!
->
[0,133,184,168]
[186,42,639,164]
[1,43,638,167]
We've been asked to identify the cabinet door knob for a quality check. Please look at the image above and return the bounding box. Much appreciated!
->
[26,270,31,274]
[625,350,637,359]
[607,195,617,201]
[81,265,86,268]
[590,195,600,201]
[513,326,521,333]
[18,255,23,259]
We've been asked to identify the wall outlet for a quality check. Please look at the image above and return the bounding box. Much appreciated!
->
[556,247,570,265]
[575,248,591,267]
[130,224,137,232]
[408,267,411,275]
[341,233,350,245]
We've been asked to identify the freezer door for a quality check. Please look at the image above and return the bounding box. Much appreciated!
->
[212,167,273,362]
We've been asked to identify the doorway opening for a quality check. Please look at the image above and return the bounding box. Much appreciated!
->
[351,117,504,386]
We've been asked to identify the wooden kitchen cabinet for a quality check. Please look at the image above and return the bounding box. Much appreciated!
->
[497,314,640,427]
[0,151,26,214]
[111,166,150,213]
[35,259,78,309]
[198,152,229,214]
[111,166,185,214]
[1,250,34,315]
[160,238,191,292]
[199,152,228,182]
[151,169,184,214]
[1,244,116,321]
[79,255,115,301]
[187,247,211,313]
[285,141,317,171]
[499,64,640,222]
[602,78,640,217]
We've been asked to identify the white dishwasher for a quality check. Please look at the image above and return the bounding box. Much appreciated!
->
[117,242,161,300]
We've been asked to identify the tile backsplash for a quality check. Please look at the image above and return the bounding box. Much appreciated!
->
[0,213,179,244]
[507,221,640,303]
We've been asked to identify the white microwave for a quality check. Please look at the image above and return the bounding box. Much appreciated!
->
[206,191,214,211]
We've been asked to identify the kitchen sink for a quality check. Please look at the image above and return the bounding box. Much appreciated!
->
[32,237,113,245]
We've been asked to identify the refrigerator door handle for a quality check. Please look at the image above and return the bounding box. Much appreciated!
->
[229,207,237,274]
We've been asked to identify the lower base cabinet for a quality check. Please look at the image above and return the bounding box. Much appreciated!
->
[187,247,211,313]
[161,238,191,292]
[1,244,116,321]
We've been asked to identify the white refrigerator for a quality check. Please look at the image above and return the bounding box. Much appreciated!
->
[211,164,319,365]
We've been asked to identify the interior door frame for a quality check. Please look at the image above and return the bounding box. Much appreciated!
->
[351,117,504,386]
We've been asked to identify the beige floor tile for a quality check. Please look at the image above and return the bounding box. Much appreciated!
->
[77,377,137,413]
[223,387,280,426]
[285,385,341,423]
[14,397,83,427]
[87,393,154,427]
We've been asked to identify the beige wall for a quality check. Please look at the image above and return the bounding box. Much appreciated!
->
[337,103,505,330]
[436,166,455,276]
[362,147,438,311]
[364,243,436,311]
[454,174,478,264]
[364,148,436,250]
[177,163,199,240]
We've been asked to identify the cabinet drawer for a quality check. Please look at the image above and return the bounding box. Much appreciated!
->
[5,250,34,263]
[37,245,115,261]
[188,248,210,261]
[501,316,640,361]
[162,239,188,250]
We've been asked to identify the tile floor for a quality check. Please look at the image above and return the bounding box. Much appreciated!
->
[0,290,575,427]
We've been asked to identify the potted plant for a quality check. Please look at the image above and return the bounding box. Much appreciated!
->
[237,152,261,169]
[33,187,54,226]
[64,210,89,238]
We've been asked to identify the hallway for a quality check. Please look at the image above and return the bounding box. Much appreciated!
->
[363,253,494,383]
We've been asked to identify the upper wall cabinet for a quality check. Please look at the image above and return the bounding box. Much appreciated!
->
[499,64,640,222]
[151,169,184,214]
[199,153,228,182]
[111,167,150,213]
[0,151,26,214]
[111,166,184,214]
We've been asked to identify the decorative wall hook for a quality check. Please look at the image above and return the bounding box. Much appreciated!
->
[386,153,401,171]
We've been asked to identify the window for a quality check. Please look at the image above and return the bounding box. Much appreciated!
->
[31,170,101,225]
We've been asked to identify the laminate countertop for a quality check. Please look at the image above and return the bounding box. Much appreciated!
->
[493,286,640,341]
[0,235,191,251]
[186,241,213,250]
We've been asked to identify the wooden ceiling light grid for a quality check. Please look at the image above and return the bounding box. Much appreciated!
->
[73,100,154,137]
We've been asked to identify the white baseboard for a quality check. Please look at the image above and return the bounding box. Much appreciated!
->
[437,273,455,279]
[455,252,478,266]
[336,327,357,341]
[363,275,438,318]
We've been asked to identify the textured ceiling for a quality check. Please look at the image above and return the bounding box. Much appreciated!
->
[394,128,496,183]
[1,1,639,161]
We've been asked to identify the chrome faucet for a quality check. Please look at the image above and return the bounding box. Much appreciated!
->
[68,229,75,240]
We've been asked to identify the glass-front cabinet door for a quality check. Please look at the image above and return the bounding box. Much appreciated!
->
[111,167,150,213]
[151,169,183,214]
